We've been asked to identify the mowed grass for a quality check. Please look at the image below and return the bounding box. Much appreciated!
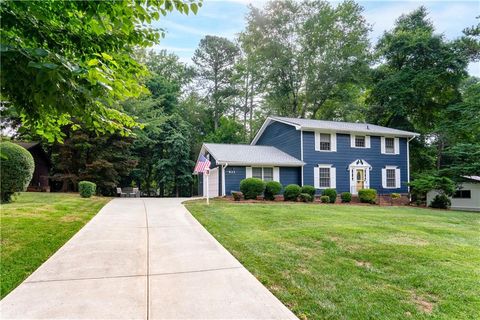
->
[185,200,480,320]
[0,192,110,298]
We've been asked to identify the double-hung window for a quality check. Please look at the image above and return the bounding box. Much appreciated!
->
[319,168,331,188]
[386,168,396,188]
[319,133,331,151]
[314,165,336,189]
[453,190,471,199]
[385,137,395,154]
[355,136,366,148]
[252,167,273,181]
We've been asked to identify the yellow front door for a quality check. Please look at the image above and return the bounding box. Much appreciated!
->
[356,169,365,192]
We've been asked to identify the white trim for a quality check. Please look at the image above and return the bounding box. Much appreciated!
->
[316,164,335,189]
[251,166,275,182]
[348,159,372,195]
[350,134,370,149]
[246,167,252,178]
[383,165,400,189]
[273,167,280,182]
[315,131,336,152]
[394,137,400,155]
[381,136,398,155]
[222,163,228,196]
[407,136,415,194]
[300,130,304,186]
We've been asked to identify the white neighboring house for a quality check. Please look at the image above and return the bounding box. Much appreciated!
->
[427,176,480,212]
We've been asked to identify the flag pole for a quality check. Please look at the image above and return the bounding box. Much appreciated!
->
[205,169,209,205]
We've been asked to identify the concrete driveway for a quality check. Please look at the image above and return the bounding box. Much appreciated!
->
[0,198,297,319]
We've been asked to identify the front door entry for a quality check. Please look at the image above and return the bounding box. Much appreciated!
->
[356,169,365,193]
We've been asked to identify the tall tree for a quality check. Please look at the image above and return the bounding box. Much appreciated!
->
[367,7,472,174]
[193,35,240,129]
[240,0,371,118]
[0,0,200,141]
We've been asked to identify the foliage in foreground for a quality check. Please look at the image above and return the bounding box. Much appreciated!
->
[284,184,301,201]
[358,188,377,204]
[264,181,282,200]
[0,142,34,203]
[240,178,266,200]
[185,200,480,319]
[78,181,96,198]
[0,193,110,298]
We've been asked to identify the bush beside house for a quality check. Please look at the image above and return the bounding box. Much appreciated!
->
[322,188,337,203]
[341,192,352,203]
[264,181,282,200]
[358,188,377,204]
[0,142,35,203]
[284,184,301,201]
[240,178,266,200]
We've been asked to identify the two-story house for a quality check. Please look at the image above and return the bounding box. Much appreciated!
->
[195,116,419,198]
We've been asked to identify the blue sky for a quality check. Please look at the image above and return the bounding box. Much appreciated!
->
[151,0,479,76]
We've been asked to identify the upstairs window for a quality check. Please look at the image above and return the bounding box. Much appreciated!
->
[385,137,395,154]
[386,169,396,188]
[355,136,366,148]
[453,190,471,199]
[320,133,331,151]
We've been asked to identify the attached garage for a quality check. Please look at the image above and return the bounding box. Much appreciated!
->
[194,143,304,197]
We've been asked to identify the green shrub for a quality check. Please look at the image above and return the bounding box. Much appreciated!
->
[284,184,301,201]
[341,192,352,203]
[301,185,316,197]
[232,191,243,201]
[391,193,401,199]
[0,142,35,203]
[264,181,282,200]
[299,193,313,202]
[322,188,337,203]
[358,188,377,204]
[240,178,266,200]
[429,194,451,209]
[320,195,330,203]
[79,181,96,198]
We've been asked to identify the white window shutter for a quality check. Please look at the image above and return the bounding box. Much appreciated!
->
[395,168,401,188]
[331,133,337,152]
[365,136,371,148]
[314,167,320,188]
[330,167,336,189]
[246,167,252,178]
[394,138,400,155]
[381,137,386,154]
[350,134,355,148]
[381,168,387,188]
[314,132,320,151]
[273,167,280,182]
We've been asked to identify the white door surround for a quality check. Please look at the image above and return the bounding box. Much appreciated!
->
[349,159,372,195]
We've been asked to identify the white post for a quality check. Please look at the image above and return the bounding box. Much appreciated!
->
[205,170,209,205]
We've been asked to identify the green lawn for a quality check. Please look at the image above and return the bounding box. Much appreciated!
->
[185,200,480,320]
[0,192,110,298]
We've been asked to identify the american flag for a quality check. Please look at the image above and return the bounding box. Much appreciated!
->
[194,154,211,173]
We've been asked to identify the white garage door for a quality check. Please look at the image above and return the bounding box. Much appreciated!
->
[203,167,219,198]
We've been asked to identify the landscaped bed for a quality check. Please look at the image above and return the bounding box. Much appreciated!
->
[185,199,480,319]
[0,192,110,298]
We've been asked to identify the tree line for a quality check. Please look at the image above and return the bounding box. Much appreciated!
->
[1,0,478,196]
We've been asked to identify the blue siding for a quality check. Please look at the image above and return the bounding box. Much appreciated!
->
[302,132,409,194]
[256,121,301,159]
[280,167,301,186]
[225,166,246,195]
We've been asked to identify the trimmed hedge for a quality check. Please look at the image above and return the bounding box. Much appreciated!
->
[341,192,352,203]
[301,185,316,197]
[79,181,96,198]
[320,195,330,203]
[430,194,451,209]
[299,193,313,202]
[284,184,301,201]
[240,178,266,200]
[264,181,282,200]
[0,142,35,203]
[358,188,377,204]
[322,188,337,203]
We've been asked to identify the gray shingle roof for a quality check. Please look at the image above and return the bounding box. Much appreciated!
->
[270,116,419,137]
[203,143,304,166]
